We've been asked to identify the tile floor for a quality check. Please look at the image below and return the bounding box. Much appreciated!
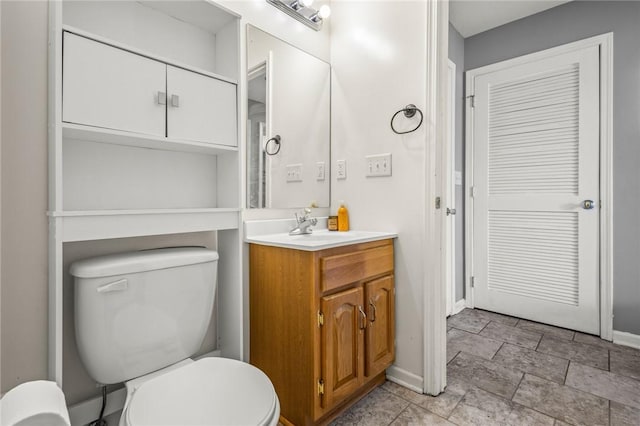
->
[330,308,640,426]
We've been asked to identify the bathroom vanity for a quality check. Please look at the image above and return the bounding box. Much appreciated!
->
[248,232,396,425]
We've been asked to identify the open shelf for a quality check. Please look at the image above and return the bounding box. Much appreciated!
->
[49,208,240,242]
[62,123,239,156]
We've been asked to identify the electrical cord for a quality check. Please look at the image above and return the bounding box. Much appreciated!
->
[89,386,108,426]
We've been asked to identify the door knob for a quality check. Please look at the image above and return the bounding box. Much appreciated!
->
[446,208,456,216]
[583,200,595,210]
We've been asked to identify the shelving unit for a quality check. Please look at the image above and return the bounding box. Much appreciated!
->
[47,0,243,401]
[62,123,239,156]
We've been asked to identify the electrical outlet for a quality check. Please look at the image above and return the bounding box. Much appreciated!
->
[286,164,303,182]
[365,153,392,177]
[316,162,325,181]
[336,160,347,179]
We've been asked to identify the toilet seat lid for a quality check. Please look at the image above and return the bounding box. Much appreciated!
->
[127,358,277,426]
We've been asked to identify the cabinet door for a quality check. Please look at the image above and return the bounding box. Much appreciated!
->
[166,65,237,146]
[321,287,365,410]
[364,275,395,377]
[62,32,166,137]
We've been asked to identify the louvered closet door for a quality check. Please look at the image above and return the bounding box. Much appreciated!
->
[472,46,600,334]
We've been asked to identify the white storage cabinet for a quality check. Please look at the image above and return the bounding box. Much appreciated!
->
[63,31,237,147]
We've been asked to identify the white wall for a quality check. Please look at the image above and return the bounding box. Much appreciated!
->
[330,0,430,387]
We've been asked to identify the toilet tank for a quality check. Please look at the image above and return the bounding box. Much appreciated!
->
[70,247,219,385]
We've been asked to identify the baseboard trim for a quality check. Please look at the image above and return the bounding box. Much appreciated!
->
[68,350,222,426]
[453,299,466,315]
[386,365,423,393]
[613,330,640,350]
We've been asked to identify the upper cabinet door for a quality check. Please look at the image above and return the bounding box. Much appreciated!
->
[62,32,166,137]
[166,65,237,146]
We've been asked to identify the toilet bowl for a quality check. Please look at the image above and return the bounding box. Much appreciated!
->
[120,358,279,426]
[70,248,279,426]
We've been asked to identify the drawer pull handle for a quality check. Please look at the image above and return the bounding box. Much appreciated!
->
[358,305,367,330]
[369,299,377,323]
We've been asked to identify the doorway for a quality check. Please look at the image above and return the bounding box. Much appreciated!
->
[465,34,613,337]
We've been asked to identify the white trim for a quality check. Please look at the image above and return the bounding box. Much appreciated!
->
[612,330,640,350]
[445,59,456,316]
[464,70,475,309]
[48,0,64,386]
[598,34,614,342]
[452,299,467,316]
[386,365,424,394]
[422,0,449,397]
[464,33,614,339]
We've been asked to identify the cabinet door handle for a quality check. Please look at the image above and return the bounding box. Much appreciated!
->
[170,94,180,108]
[369,299,377,323]
[157,91,167,105]
[358,305,367,330]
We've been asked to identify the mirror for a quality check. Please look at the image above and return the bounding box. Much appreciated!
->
[247,25,331,209]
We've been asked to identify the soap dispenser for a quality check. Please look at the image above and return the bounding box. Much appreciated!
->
[337,201,350,232]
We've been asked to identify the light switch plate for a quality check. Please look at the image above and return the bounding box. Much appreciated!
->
[336,160,347,179]
[286,164,303,182]
[365,153,392,177]
[316,162,326,181]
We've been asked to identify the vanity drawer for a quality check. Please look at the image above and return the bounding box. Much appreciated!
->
[320,244,393,293]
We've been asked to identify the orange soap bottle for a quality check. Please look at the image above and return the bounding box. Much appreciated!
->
[337,201,350,232]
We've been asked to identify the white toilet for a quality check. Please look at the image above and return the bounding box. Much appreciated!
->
[70,247,280,426]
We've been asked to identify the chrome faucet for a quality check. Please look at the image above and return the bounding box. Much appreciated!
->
[289,208,318,235]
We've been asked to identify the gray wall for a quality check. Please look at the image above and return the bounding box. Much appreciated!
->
[1,0,49,393]
[448,24,465,303]
[464,1,640,334]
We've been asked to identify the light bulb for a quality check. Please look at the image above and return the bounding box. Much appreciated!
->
[318,4,331,19]
[299,0,314,7]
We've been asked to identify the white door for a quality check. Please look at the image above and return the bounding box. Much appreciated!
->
[63,32,166,137]
[166,65,237,146]
[470,46,600,334]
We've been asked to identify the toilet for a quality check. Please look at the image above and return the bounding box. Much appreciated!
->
[70,247,279,426]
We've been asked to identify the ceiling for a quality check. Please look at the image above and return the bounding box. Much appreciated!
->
[450,0,572,38]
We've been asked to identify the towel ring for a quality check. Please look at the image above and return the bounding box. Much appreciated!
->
[264,135,281,156]
[390,104,424,135]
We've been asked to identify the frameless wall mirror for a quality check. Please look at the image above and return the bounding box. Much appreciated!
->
[246,25,330,209]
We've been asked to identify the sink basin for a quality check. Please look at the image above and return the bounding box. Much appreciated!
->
[245,230,397,251]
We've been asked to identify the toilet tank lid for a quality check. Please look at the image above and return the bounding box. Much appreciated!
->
[70,247,219,278]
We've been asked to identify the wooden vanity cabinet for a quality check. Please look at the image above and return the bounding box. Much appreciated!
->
[249,239,395,425]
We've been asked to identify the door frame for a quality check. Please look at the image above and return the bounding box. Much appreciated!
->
[446,59,456,316]
[464,33,613,340]
[423,0,449,396]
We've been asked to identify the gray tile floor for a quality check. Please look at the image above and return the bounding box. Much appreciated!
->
[331,308,640,425]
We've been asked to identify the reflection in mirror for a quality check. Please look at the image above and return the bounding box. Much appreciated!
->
[247,25,330,209]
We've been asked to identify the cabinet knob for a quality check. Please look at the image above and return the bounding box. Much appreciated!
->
[170,94,180,108]
[157,91,167,105]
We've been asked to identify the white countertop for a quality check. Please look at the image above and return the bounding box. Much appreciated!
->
[245,229,397,251]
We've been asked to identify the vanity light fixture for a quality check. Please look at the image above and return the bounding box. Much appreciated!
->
[266,0,331,31]
[310,5,331,22]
